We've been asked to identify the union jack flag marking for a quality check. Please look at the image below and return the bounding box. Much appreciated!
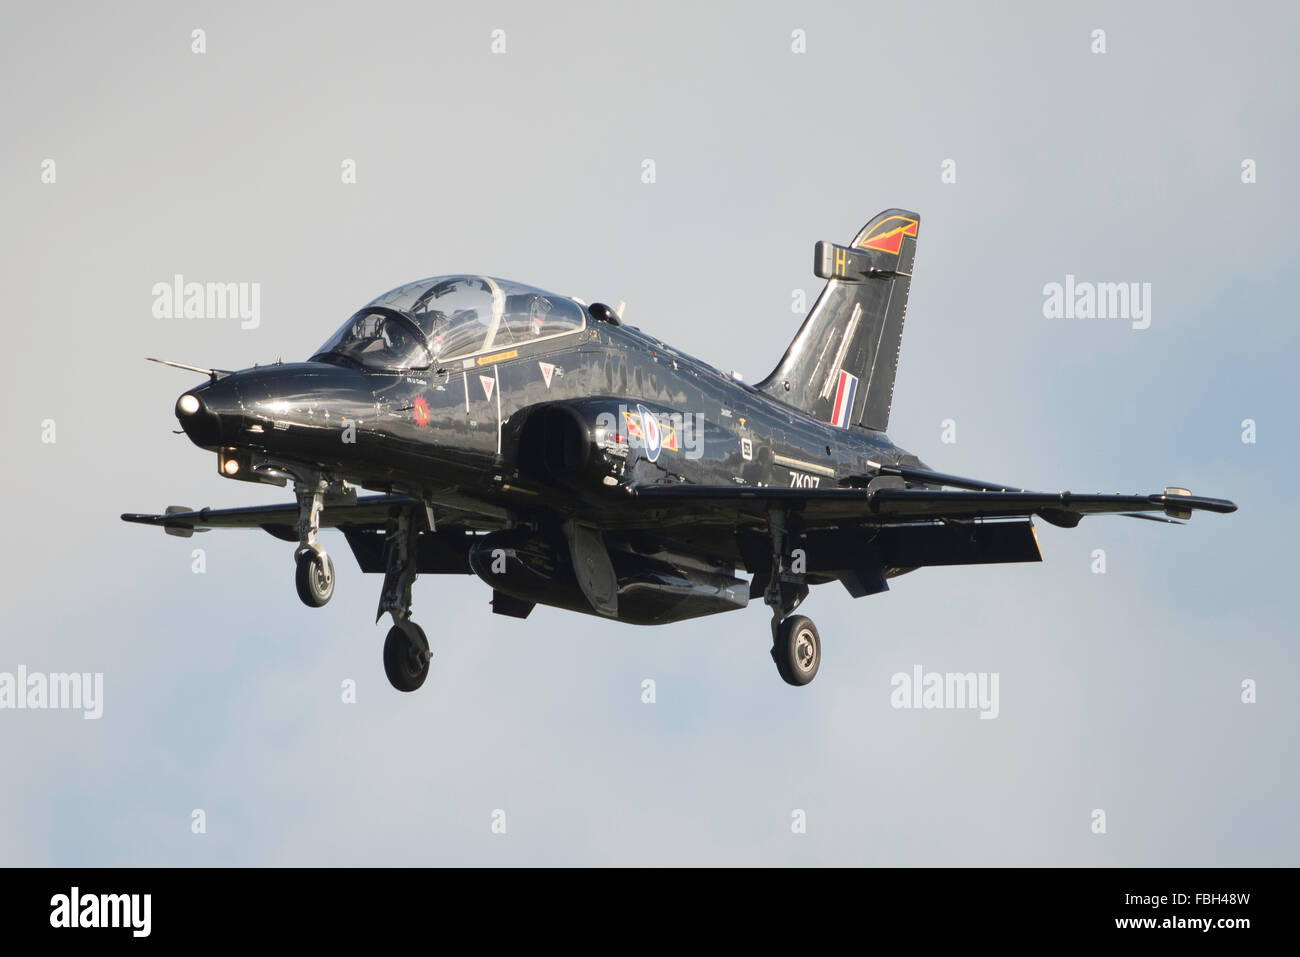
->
[830,370,858,428]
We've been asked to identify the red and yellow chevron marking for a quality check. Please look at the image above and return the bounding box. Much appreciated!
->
[622,411,641,441]
[622,410,679,451]
[856,216,918,255]
[413,395,430,428]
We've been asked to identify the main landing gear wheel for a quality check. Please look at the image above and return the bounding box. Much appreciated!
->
[295,550,335,607]
[384,623,430,692]
[771,615,820,687]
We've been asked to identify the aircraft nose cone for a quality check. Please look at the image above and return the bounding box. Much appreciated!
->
[176,382,237,447]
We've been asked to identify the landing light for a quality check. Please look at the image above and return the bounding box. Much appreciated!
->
[178,393,200,415]
[222,458,240,476]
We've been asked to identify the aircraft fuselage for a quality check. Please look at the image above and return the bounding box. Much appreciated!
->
[180,318,912,533]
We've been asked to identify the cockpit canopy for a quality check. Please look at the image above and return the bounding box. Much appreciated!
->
[312,275,586,372]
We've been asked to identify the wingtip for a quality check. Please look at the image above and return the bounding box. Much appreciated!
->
[1197,496,1239,514]
[1161,489,1238,516]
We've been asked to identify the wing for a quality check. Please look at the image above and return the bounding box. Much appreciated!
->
[627,467,1234,593]
[122,493,483,575]
[633,485,1235,526]
[121,493,418,539]
[630,461,1237,529]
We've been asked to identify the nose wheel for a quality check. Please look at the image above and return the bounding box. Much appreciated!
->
[295,549,335,607]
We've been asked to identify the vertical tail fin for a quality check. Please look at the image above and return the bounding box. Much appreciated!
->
[757,209,919,432]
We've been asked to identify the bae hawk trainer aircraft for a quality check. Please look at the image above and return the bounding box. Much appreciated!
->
[124,210,1236,691]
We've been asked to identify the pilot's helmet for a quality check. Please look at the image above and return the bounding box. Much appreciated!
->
[530,296,551,335]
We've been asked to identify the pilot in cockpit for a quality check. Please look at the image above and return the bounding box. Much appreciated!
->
[421,310,449,360]
[527,295,550,336]
[420,307,487,362]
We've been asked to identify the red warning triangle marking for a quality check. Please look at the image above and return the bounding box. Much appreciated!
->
[480,375,495,401]
[538,362,555,388]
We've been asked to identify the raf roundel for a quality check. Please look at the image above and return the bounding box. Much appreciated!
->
[637,403,662,463]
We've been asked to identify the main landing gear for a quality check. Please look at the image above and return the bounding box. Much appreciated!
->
[376,506,431,692]
[772,615,820,686]
[764,509,819,687]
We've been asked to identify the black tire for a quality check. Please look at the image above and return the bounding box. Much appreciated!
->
[773,615,820,687]
[384,624,430,692]
[295,550,335,607]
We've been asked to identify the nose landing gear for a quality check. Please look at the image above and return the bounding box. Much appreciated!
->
[294,480,335,607]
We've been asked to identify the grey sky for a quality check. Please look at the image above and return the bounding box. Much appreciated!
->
[0,0,1295,865]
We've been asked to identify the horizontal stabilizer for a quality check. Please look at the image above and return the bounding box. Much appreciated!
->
[813,241,901,282]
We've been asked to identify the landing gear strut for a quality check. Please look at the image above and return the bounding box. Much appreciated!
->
[764,508,819,686]
[376,506,431,692]
[294,479,334,607]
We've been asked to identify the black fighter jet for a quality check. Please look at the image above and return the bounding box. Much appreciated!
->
[124,210,1237,691]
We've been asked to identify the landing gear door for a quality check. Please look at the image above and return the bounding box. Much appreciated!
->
[563,520,618,618]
